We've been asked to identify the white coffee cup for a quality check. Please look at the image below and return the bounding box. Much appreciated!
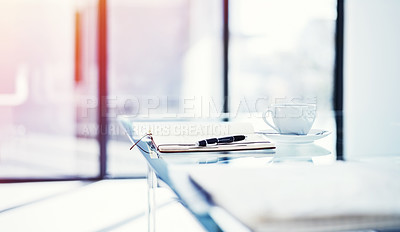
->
[262,103,316,135]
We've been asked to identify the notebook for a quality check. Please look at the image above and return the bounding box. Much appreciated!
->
[132,122,275,153]
[154,135,275,153]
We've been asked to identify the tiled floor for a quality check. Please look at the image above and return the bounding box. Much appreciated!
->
[0,179,206,232]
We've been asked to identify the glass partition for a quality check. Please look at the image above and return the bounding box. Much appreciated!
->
[0,0,99,178]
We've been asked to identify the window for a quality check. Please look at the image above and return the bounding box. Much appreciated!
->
[229,0,338,155]
[0,0,339,180]
[107,0,223,176]
[0,0,99,179]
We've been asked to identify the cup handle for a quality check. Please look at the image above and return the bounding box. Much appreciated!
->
[262,109,279,132]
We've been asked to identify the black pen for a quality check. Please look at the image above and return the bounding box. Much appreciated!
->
[197,135,246,147]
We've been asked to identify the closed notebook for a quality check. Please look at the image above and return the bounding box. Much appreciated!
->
[134,122,275,153]
[155,134,275,153]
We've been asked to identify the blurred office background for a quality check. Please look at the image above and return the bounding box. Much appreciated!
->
[1,0,400,231]
[0,0,337,180]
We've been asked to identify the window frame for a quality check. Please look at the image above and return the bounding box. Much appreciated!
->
[0,0,343,183]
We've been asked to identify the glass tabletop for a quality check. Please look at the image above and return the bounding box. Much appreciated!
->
[118,112,337,166]
[118,113,336,225]
[118,113,400,232]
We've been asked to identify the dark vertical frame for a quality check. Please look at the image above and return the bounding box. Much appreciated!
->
[98,0,108,177]
[334,0,344,160]
[223,0,229,114]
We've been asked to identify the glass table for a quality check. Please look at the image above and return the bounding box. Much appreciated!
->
[118,115,339,232]
[119,114,400,232]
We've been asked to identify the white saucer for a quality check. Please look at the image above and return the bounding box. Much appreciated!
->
[256,129,332,144]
